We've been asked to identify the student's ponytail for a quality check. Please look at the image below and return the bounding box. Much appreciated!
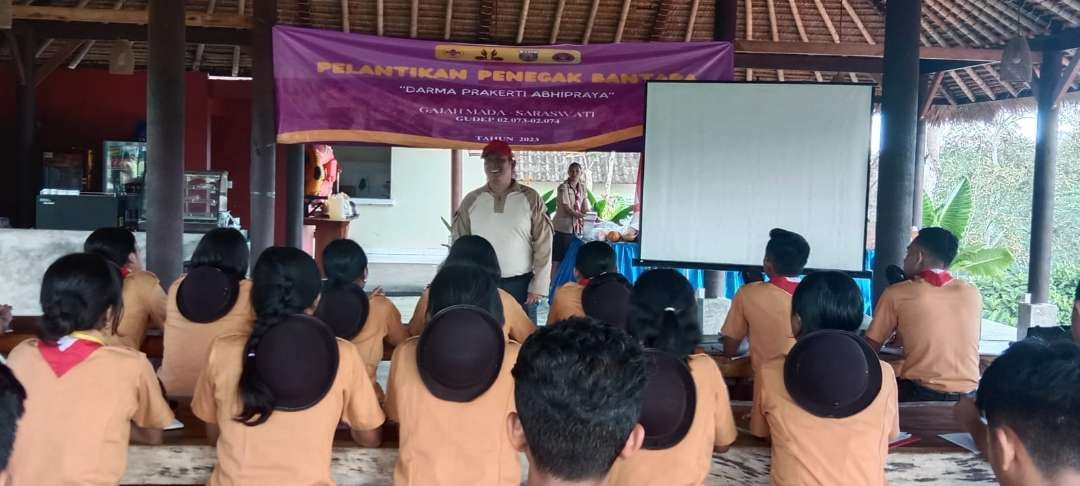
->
[39,253,124,344]
[236,247,322,426]
[627,269,702,358]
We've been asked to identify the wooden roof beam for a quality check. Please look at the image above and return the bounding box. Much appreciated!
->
[940,0,1010,40]
[548,0,565,43]
[785,0,822,84]
[232,0,246,77]
[410,0,419,38]
[14,19,248,45]
[12,5,253,28]
[3,32,28,85]
[985,64,1019,97]
[1053,52,1080,108]
[920,71,946,119]
[928,0,1000,45]
[964,67,997,100]
[745,0,753,81]
[734,40,1016,62]
[616,0,632,42]
[377,0,384,36]
[949,70,977,102]
[34,40,82,87]
[811,0,839,43]
[68,0,127,70]
[515,0,531,43]
[920,11,998,101]
[982,2,1045,34]
[840,0,874,44]
[582,0,601,44]
[1031,27,1080,51]
[684,0,700,41]
[1031,0,1079,27]
[342,0,350,32]
[193,0,217,71]
[765,0,781,82]
[444,0,454,40]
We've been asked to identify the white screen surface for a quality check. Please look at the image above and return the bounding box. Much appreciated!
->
[640,82,872,272]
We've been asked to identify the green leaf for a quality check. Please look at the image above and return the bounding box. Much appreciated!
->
[587,190,599,209]
[541,189,554,203]
[546,198,557,216]
[440,216,451,232]
[936,177,972,239]
[609,205,634,225]
[952,246,1015,278]
[594,199,608,218]
[921,192,939,228]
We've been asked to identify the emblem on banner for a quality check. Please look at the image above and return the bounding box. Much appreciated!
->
[434,45,582,65]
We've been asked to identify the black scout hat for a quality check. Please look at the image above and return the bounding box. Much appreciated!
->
[177,266,241,323]
[581,272,632,330]
[315,283,370,341]
[255,314,340,411]
[417,305,505,403]
[783,330,883,418]
[638,349,697,450]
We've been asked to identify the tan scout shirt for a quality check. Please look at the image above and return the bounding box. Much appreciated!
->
[866,276,982,393]
[451,181,554,296]
[546,282,585,325]
[104,270,168,350]
[348,294,409,382]
[751,358,899,486]
[408,288,535,343]
[385,336,522,486]
[7,331,175,485]
[159,276,255,397]
[192,333,385,486]
[607,355,738,486]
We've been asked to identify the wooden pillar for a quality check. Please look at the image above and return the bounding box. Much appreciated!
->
[14,29,35,228]
[1028,50,1064,304]
[912,73,930,228]
[285,144,305,249]
[249,0,278,261]
[145,0,185,287]
[451,149,462,213]
[872,0,921,304]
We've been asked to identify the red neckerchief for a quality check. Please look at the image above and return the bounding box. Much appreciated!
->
[768,275,801,295]
[37,332,104,378]
[120,266,131,279]
[918,269,953,287]
[578,278,590,287]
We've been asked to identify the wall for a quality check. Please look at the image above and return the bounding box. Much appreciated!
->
[0,68,287,243]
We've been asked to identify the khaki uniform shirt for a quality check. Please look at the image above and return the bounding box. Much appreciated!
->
[348,294,409,382]
[408,288,535,343]
[7,331,174,485]
[546,282,585,325]
[158,276,255,397]
[866,277,982,393]
[104,270,167,350]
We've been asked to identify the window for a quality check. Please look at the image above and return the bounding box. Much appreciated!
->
[333,146,392,200]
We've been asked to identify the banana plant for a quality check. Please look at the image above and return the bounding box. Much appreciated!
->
[923,177,1014,277]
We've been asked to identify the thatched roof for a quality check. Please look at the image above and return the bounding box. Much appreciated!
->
[6,0,1080,118]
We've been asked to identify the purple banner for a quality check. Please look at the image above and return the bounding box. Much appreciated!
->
[273,26,734,151]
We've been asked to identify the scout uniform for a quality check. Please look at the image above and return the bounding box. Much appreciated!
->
[721,278,801,370]
[751,331,899,486]
[348,294,409,382]
[104,269,168,350]
[546,282,585,325]
[866,270,982,394]
[158,274,255,397]
[607,354,737,486]
[408,287,535,342]
[7,329,174,485]
[192,320,385,486]
[387,307,522,486]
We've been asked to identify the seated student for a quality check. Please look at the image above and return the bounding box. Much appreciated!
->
[607,269,737,486]
[954,339,1080,486]
[721,228,810,365]
[84,227,167,349]
[387,264,521,486]
[0,363,26,482]
[510,319,647,486]
[750,271,899,486]
[408,235,535,341]
[866,227,982,402]
[547,241,632,328]
[316,239,408,391]
[192,246,384,485]
[158,228,254,397]
[7,253,174,484]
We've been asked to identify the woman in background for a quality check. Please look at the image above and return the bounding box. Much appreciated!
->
[7,253,173,484]
[552,162,590,278]
[158,228,254,397]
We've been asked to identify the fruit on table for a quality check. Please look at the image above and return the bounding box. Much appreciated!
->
[606,231,622,242]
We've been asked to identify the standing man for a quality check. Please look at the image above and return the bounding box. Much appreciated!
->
[453,141,553,322]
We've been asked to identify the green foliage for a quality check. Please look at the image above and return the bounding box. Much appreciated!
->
[542,189,632,224]
[969,264,1080,325]
[541,189,557,216]
[922,176,1014,278]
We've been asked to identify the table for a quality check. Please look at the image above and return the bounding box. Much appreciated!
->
[304,217,351,275]
[117,402,994,485]
[550,239,705,301]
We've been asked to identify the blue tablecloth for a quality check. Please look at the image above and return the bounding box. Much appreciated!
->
[550,239,705,301]
[724,249,877,314]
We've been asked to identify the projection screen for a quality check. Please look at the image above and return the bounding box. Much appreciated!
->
[639,82,872,272]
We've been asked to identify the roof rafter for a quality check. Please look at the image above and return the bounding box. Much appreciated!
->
[684,0,700,41]
[193,0,217,71]
[231,0,246,77]
[921,12,996,100]
[984,64,1019,97]
[1053,52,1080,107]
[811,0,839,43]
[944,0,1012,40]
[342,0,350,32]
[548,0,565,43]
[840,0,874,45]
[785,0,821,81]
[582,0,601,44]
[410,0,419,38]
[616,0,632,42]
[745,0,754,81]
[444,0,454,40]
[929,0,999,45]
[516,0,531,43]
[765,0,782,83]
